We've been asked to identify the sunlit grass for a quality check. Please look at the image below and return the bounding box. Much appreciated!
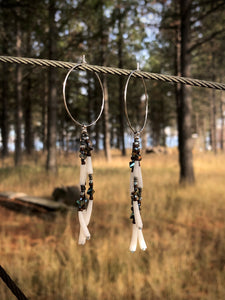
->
[0,151,225,299]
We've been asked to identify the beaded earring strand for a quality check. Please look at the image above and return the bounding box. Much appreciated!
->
[77,126,94,244]
[124,64,148,252]
[129,132,147,252]
[63,56,104,244]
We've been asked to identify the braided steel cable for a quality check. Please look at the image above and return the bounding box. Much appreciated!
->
[0,265,29,300]
[0,55,225,90]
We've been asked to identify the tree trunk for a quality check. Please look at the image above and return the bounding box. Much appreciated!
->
[1,61,9,158]
[98,0,111,160]
[0,0,9,159]
[14,6,23,166]
[211,47,217,154]
[202,118,208,151]
[118,12,126,156]
[209,102,213,150]
[46,71,57,173]
[103,75,111,161]
[178,0,195,184]
[211,88,217,154]
[161,99,166,147]
[174,10,181,130]
[202,117,207,151]
[24,29,34,155]
[0,63,9,158]
[46,0,57,173]
[42,73,48,152]
[1,3,9,158]
[220,95,224,151]
[24,75,33,155]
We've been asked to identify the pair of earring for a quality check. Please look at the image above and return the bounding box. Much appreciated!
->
[63,59,148,252]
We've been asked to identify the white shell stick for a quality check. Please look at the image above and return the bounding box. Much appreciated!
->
[78,199,93,244]
[133,200,143,229]
[78,211,90,240]
[78,200,93,245]
[137,162,143,188]
[133,161,143,188]
[130,171,134,194]
[78,228,86,245]
[86,156,93,175]
[78,154,93,245]
[133,161,139,178]
[138,229,147,251]
[85,199,93,224]
[129,224,138,252]
[80,164,87,186]
[78,161,88,244]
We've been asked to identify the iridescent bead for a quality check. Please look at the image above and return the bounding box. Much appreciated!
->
[129,161,135,168]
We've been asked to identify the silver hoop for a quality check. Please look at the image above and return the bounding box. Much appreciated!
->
[63,63,104,128]
[124,68,148,134]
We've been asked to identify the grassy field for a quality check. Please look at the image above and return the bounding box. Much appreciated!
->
[0,151,225,300]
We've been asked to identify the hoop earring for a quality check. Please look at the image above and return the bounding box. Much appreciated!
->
[124,64,148,252]
[63,57,104,245]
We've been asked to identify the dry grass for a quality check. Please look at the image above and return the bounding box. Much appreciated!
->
[0,151,225,300]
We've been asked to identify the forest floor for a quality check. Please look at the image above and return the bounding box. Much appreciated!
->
[0,150,225,300]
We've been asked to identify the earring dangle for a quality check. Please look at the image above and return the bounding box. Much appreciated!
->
[124,64,148,252]
[63,58,104,245]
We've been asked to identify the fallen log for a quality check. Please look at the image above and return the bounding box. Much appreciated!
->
[0,192,68,212]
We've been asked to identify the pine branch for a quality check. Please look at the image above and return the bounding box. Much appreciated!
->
[189,29,225,53]
[191,2,225,26]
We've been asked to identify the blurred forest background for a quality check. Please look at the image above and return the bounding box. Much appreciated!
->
[0,0,225,183]
[0,1,225,300]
